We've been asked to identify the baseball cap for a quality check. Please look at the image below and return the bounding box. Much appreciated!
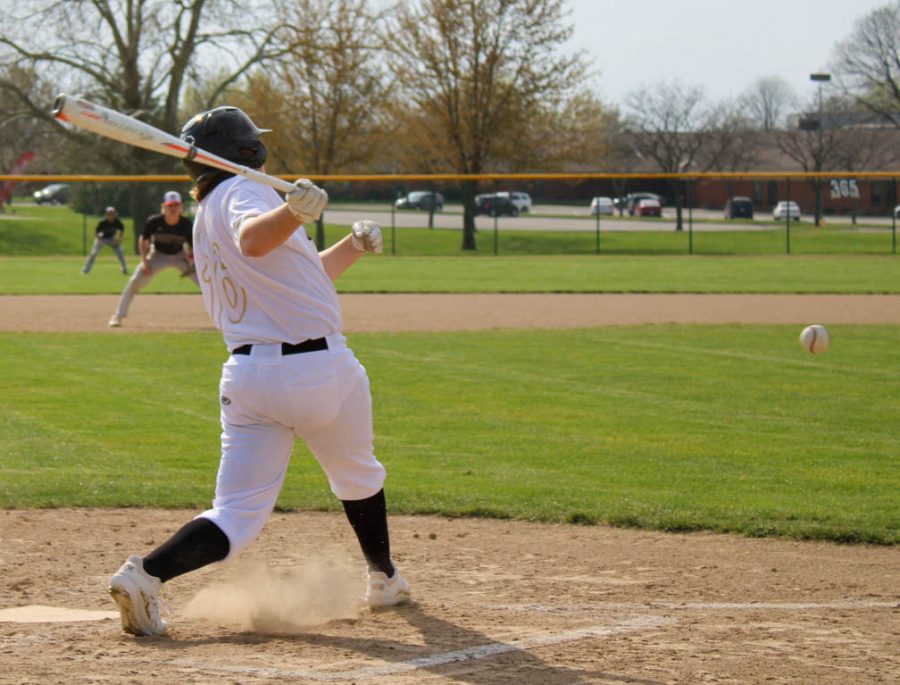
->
[162,191,182,206]
[105,206,116,213]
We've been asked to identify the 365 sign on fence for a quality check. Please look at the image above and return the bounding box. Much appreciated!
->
[829,178,860,199]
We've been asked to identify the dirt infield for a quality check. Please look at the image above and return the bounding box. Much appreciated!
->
[2,293,900,332]
[1,294,898,684]
[1,510,897,685]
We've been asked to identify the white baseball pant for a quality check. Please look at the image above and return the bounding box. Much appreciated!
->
[197,334,387,560]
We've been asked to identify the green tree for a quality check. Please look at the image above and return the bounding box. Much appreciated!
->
[0,0,286,247]
[833,1,900,129]
[237,0,388,247]
[383,0,589,250]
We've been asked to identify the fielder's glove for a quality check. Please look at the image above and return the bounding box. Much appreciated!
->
[350,220,383,254]
[286,178,328,223]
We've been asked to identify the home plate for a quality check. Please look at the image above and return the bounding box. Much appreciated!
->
[0,605,119,623]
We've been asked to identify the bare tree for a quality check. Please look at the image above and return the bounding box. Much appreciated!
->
[383,0,588,250]
[832,1,900,128]
[625,81,716,230]
[0,0,287,244]
[0,65,57,171]
[580,108,637,216]
[739,76,798,131]
[707,107,760,170]
[823,97,899,223]
[238,0,388,247]
[833,127,897,223]
[775,92,846,226]
[703,101,761,201]
[0,64,63,211]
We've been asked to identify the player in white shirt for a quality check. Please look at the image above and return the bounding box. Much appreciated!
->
[107,106,410,637]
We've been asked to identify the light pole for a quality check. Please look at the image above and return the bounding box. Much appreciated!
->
[810,72,831,227]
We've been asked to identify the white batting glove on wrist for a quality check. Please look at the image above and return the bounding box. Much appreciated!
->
[350,220,383,254]
[286,178,328,223]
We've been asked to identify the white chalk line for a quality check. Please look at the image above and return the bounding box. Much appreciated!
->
[165,614,674,682]
[487,599,899,613]
[116,599,896,681]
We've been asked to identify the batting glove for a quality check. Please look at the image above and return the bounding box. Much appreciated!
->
[350,220,383,254]
[286,178,328,223]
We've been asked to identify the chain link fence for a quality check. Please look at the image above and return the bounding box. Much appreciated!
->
[2,173,897,256]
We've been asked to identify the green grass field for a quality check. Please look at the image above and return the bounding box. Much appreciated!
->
[2,255,899,294]
[2,203,897,546]
[1,203,898,257]
[1,327,897,544]
[370,222,898,256]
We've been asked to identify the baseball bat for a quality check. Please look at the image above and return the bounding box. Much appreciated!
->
[51,94,295,194]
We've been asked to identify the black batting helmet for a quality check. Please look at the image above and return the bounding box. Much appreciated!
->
[180,106,270,169]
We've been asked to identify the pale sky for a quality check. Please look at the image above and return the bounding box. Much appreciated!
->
[568,0,889,106]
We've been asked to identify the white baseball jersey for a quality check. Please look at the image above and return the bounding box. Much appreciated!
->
[192,175,386,558]
[192,175,342,350]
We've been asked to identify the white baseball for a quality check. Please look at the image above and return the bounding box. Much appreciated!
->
[799,325,830,354]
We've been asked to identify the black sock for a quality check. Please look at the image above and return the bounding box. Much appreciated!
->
[341,489,395,577]
[142,517,230,583]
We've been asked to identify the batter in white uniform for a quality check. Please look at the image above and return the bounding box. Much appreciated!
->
[107,106,410,637]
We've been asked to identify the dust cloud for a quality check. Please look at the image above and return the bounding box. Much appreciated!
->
[182,556,362,633]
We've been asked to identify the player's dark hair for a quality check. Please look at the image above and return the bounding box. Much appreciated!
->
[183,160,233,201]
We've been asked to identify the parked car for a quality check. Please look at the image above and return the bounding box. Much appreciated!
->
[724,196,754,219]
[590,196,615,216]
[635,198,662,217]
[772,201,801,221]
[395,190,444,211]
[33,183,69,205]
[474,193,519,217]
[626,192,663,216]
[493,191,532,213]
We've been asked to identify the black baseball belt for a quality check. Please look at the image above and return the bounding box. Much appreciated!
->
[232,338,328,356]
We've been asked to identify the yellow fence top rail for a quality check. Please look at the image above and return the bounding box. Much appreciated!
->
[3,171,900,183]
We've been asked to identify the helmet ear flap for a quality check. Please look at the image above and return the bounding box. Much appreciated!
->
[236,141,267,167]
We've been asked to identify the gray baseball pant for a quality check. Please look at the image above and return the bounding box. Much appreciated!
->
[82,238,128,274]
[114,251,198,318]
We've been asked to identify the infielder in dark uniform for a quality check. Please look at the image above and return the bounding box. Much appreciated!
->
[82,206,128,275]
[108,106,410,636]
[108,191,197,327]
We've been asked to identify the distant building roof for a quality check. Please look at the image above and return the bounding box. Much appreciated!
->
[788,110,898,130]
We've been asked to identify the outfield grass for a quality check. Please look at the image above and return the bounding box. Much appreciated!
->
[2,203,897,257]
[1,253,899,294]
[0,204,136,255]
[2,204,897,296]
[369,224,899,256]
[3,204,897,545]
[1,327,897,544]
